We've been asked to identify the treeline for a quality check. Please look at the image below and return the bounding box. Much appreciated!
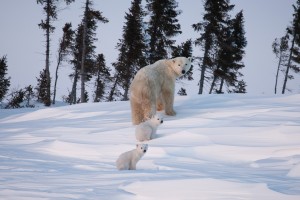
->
[0,0,298,109]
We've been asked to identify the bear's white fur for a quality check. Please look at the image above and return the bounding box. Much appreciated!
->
[116,144,148,170]
[135,115,163,142]
[130,57,193,125]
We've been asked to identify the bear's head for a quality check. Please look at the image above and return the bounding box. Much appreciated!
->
[136,143,148,154]
[170,57,193,77]
[149,115,163,126]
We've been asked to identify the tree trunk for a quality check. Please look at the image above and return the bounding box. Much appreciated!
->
[94,69,101,102]
[45,0,51,106]
[218,78,224,93]
[122,79,130,101]
[80,0,89,103]
[198,50,208,94]
[282,34,295,94]
[209,65,220,94]
[108,74,119,101]
[70,69,79,104]
[274,54,282,94]
[52,49,63,104]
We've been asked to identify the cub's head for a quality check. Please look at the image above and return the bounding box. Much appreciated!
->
[170,57,193,77]
[149,115,163,126]
[136,143,148,154]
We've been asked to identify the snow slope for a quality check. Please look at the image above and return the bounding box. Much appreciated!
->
[0,94,300,200]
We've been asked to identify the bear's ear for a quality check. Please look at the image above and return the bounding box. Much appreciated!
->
[172,59,176,63]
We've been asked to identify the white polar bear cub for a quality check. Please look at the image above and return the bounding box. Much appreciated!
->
[116,144,148,170]
[130,57,193,125]
[135,115,163,142]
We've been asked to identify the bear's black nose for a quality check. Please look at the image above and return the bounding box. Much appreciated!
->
[182,70,186,74]
[161,120,163,124]
[144,150,147,153]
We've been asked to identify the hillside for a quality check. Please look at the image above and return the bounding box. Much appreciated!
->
[1,94,300,199]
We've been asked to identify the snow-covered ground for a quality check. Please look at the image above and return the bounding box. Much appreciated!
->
[1,94,300,200]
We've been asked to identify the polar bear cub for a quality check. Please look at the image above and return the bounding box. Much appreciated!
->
[116,144,148,170]
[135,115,163,142]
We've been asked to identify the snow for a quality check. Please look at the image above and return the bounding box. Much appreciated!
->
[1,94,300,199]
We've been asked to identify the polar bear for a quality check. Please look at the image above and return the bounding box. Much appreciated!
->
[116,144,148,170]
[135,115,163,142]
[130,57,193,125]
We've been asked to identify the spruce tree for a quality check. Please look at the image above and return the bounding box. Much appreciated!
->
[79,0,108,103]
[272,35,289,94]
[69,1,108,104]
[24,85,35,108]
[5,88,25,109]
[146,0,182,64]
[53,23,74,104]
[93,54,111,102]
[232,80,247,93]
[111,0,147,101]
[282,0,300,94]
[35,69,48,103]
[214,10,247,93]
[37,0,75,106]
[0,55,11,102]
[193,0,234,94]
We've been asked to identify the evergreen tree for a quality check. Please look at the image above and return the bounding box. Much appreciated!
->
[35,69,48,103]
[193,0,234,94]
[79,0,108,103]
[111,0,147,101]
[5,88,25,109]
[37,0,75,106]
[146,0,182,64]
[272,35,289,94]
[0,55,11,102]
[232,79,246,93]
[93,54,111,102]
[177,87,187,96]
[69,0,108,104]
[24,85,35,108]
[213,10,247,94]
[53,23,74,104]
[282,0,300,94]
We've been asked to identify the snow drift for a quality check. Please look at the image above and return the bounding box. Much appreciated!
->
[0,94,300,199]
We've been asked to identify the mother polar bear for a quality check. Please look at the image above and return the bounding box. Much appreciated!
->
[130,57,193,125]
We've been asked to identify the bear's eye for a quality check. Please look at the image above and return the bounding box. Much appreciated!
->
[178,64,181,67]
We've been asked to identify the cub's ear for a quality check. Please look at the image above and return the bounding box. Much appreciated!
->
[172,59,176,63]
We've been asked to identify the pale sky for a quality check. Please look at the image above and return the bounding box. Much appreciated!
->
[0,0,297,101]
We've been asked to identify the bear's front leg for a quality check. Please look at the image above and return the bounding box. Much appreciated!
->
[129,161,137,170]
[162,88,176,116]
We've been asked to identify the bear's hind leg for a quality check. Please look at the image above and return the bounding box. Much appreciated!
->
[131,98,144,125]
[142,99,156,121]
[156,95,164,111]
